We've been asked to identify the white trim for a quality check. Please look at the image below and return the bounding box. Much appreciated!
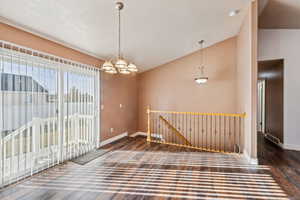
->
[0,16,104,61]
[99,132,128,147]
[130,132,147,137]
[243,149,258,165]
[262,133,284,148]
[283,143,300,151]
[130,132,163,140]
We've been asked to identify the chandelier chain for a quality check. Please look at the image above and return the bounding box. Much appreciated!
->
[118,7,121,58]
[101,2,138,74]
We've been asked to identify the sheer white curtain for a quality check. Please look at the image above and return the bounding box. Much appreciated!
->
[0,41,100,187]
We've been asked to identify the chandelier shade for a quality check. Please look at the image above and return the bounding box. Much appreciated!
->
[102,61,114,71]
[105,69,118,74]
[195,77,208,84]
[115,58,128,69]
[101,2,138,75]
[128,63,138,72]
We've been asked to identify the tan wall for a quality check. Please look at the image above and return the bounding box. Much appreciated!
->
[138,37,238,132]
[0,22,138,142]
[0,23,100,66]
[101,73,138,140]
[236,1,258,160]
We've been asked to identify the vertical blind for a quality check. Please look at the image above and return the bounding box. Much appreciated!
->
[0,41,100,187]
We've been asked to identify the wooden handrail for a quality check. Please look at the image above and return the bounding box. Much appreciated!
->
[151,110,246,118]
[159,115,192,146]
[147,106,244,153]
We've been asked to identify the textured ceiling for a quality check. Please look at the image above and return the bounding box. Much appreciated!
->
[0,0,251,72]
[259,0,300,29]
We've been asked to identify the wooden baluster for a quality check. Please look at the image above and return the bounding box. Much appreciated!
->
[147,106,151,143]
[210,115,212,150]
[234,116,236,153]
[219,116,221,152]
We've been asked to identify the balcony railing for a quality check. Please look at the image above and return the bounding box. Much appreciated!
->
[147,108,246,153]
[0,114,95,187]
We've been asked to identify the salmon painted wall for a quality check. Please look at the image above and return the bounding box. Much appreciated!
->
[0,22,138,142]
[101,73,138,140]
[137,37,238,132]
[0,22,101,66]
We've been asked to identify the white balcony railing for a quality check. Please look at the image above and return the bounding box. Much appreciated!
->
[0,114,95,187]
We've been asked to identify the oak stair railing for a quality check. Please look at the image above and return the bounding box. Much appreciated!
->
[147,107,246,153]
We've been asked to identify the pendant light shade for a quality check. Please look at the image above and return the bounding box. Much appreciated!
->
[195,77,208,84]
[195,40,208,85]
[101,2,138,74]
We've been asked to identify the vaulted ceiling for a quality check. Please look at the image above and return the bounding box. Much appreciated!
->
[259,0,300,29]
[0,0,251,72]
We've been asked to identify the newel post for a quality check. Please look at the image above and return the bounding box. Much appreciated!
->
[147,105,151,143]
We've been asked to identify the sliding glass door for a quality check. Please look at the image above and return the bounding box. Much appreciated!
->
[63,66,100,161]
[0,41,100,187]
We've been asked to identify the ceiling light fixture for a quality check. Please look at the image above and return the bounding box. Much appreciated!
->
[229,9,240,17]
[101,2,138,74]
[195,40,208,85]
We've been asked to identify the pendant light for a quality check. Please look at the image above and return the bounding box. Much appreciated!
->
[195,40,208,84]
[101,2,138,74]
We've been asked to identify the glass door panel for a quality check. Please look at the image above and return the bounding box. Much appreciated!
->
[0,42,100,188]
[63,68,98,160]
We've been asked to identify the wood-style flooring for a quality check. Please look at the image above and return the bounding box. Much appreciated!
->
[258,132,300,199]
[0,135,297,200]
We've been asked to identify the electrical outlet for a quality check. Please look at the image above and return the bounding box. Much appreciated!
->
[110,128,114,133]
[120,104,123,108]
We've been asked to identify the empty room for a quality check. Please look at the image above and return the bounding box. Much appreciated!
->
[0,0,299,199]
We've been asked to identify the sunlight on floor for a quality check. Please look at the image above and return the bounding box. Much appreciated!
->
[15,150,288,200]
[93,150,270,169]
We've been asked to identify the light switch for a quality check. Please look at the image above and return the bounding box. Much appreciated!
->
[120,104,123,108]
[101,105,104,110]
[110,128,114,133]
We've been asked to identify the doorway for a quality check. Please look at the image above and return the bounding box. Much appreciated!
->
[257,59,284,149]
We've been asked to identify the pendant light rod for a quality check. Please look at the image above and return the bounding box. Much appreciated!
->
[195,40,208,84]
[198,40,204,69]
[116,2,123,59]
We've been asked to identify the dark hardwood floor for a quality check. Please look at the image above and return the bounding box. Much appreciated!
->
[0,135,297,200]
[258,132,300,199]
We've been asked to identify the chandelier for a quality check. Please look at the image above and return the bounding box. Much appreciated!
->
[195,40,208,84]
[102,2,138,74]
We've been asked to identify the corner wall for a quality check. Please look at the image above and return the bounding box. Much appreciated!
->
[101,73,138,140]
[236,0,258,161]
[137,37,238,132]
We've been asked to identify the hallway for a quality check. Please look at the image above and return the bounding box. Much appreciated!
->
[0,136,289,200]
[258,132,300,199]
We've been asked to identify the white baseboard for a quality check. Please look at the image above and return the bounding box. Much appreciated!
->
[130,132,147,137]
[283,143,300,151]
[130,132,163,140]
[243,149,258,165]
[99,132,128,147]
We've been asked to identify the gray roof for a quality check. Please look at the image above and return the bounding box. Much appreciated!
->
[1,73,48,93]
